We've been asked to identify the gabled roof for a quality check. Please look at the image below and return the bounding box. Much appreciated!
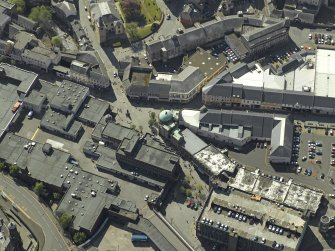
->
[243,86,263,101]
[282,91,314,107]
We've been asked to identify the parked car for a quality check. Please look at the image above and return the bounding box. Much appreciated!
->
[297,166,302,173]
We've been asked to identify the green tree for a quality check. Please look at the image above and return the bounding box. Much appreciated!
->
[53,192,61,200]
[51,36,62,48]
[0,161,5,172]
[59,213,72,230]
[9,164,19,177]
[139,125,143,132]
[185,189,192,197]
[149,111,156,121]
[33,182,44,196]
[29,6,52,25]
[126,22,139,42]
[130,124,136,130]
[8,0,25,14]
[120,0,142,22]
[73,231,87,245]
[196,184,203,192]
[10,59,16,65]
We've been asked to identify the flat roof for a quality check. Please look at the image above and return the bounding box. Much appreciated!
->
[180,128,208,155]
[0,133,71,189]
[102,122,137,142]
[23,90,46,106]
[50,80,89,114]
[194,145,236,175]
[118,137,179,173]
[315,49,335,98]
[41,109,82,138]
[77,96,109,125]
[199,190,305,250]
[0,64,37,138]
[57,169,126,232]
[228,168,323,214]
[95,145,167,188]
[183,48,226,77]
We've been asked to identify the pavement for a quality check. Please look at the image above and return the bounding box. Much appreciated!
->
[0,174,70,251]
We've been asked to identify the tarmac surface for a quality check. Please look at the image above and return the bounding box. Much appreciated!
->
[0,174,70,251]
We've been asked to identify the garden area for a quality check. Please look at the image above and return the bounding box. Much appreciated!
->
[116,0,162,42]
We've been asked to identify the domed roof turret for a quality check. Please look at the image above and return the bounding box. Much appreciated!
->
[159,110,173,123]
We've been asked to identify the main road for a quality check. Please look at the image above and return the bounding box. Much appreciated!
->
[0,174,70,251]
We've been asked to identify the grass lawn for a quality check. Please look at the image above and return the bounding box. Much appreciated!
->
[141,0,162,23]
[117,0,162,42]
[137,24,152,39]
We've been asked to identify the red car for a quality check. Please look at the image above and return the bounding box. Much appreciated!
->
[187,200,193,208]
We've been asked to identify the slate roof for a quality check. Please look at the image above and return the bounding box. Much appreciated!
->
[282,91,314,107]
[263,89,284,103]
[170,66,205,93]
[243,86,263,101]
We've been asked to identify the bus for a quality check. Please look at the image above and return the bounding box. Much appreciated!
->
[131,234,148,242]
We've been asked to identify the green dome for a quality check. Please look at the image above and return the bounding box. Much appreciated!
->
[159,110,173,123]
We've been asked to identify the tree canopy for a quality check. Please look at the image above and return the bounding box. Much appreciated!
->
[59,213,72,230]
[33,182,44,196]
[9,164,19,177]
[0,161,5,172]
[51,36,62,47]
[73,232,87,244]
[8,0,25,14]
[29,6,52,25]
[126,22,139,42]
[120,0,143,23]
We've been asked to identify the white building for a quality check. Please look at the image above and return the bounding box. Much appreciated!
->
[89,1,125,44]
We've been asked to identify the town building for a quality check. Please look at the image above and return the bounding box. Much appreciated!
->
[203,49,335,115]
[180,4,203,28]
[92,118,138,148]
[0,132,138,236]
[77,96,110,126]
[22,90,47,114]
[52,0,77,22]
[124,49,226,103]
[0,39,13,55]
[89,1,125,44]
[179,107,294,163]
[56,169,138,235]
[0,12,10,36]
[145,16,264,62]
[69,52,110,89]
[39,80,89,140]
[0,0,16,16]
[240,19,290,59]
[10,32,38,62]
[158,110,236,177]
[0,63,37,140]
[12,15,38,32]
[116,134,180,180]
[197,168,323,250]
[282,0,322,23]
[0,133,72,192]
